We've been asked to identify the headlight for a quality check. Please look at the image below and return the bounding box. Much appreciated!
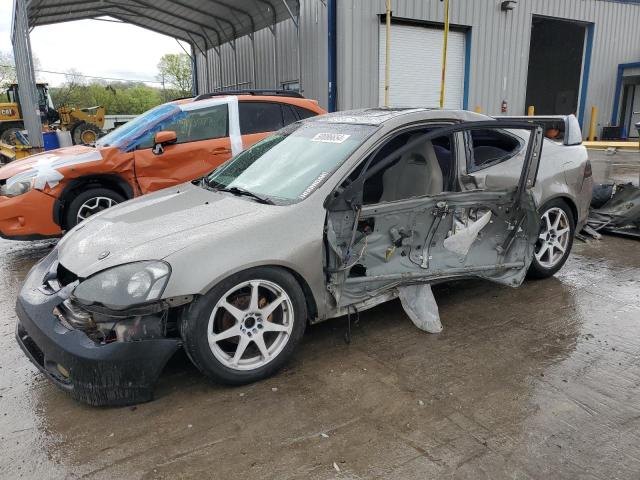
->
[0,178,34,197]
[73,261,171,310]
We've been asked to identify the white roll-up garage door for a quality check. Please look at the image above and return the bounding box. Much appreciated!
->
[378,23,466,109]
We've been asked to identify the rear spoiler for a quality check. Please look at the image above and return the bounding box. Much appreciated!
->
[495,114,583,146]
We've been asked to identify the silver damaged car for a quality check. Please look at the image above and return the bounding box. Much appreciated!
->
[15,109,592,405]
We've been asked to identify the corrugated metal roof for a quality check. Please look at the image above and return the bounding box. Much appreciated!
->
[25,0,300,50]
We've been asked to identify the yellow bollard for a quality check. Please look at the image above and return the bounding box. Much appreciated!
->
[527,106,535,116]
[439,0,450,108]
[383,0,391,107]
[474,105,482,113]
[588,106,598,142]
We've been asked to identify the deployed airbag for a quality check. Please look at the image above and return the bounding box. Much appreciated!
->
[443,210,492,256]
[398,284,442,333]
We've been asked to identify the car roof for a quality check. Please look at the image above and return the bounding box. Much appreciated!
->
[307,108,492,126]
[172,94,320,110]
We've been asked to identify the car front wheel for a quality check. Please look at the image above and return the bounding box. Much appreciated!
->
[65,187,125,230]
[528,199,575,279]
[180,267,307,385]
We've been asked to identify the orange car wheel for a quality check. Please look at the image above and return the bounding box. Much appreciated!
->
[65,187,125,230]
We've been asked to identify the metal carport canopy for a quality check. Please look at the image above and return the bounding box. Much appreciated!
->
[13,0,300,147]
[27,0,299,51]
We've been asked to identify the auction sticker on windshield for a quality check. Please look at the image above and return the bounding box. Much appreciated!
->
[311,133,351,143]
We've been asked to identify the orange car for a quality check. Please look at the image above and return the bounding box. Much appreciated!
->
[0,91,325,240]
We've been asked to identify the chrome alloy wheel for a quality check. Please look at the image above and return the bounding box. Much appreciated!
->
[535,207,571,269]
[77,196,118,223]
[207,280,294,371]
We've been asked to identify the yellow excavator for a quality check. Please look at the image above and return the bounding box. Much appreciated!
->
[0,83,105,147]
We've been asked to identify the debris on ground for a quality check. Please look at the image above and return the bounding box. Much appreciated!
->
[398,284,443,333]
[584,183,640,239]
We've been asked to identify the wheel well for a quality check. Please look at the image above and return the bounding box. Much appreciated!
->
[281,266,319,323]
[542,196,578,225]
[0,122,23,133]
[55,175,134,229]
[208,265,319,323]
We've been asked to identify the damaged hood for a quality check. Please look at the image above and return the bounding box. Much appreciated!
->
[0,145,100,182]
[57,182,261,278]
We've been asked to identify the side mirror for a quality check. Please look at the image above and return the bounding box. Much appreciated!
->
[152,130,177,155]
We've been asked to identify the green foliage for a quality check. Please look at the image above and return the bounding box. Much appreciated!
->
[50,81,165,115]
[0,52,16,89]
[157,53,192,97]
[0,50,42,91]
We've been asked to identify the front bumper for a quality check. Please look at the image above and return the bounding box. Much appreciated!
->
[0,190,62,240]
[15,251,181,406]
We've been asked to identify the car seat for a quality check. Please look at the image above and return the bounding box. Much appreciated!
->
[380,136,444,202]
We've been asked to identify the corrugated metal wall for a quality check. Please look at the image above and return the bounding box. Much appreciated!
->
[195,0,640,132]
[195,0,327,107]
[195,18,301,92]
[336,0,640,129]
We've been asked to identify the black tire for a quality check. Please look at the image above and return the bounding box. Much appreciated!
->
[71,122,102,145]
[65,187,125,229]
[0,126,22,146]
[527,199,576,279]
[180,267,307,385]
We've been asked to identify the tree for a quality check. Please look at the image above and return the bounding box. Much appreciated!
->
[51,68,85,105]
[0,51,16,88]
[49,80,164,115]
[157,53,192,98]
[0,50,43,91]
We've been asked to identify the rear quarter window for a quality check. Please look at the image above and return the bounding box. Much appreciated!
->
[293,105,317,120]
[239,102,284,134]
[468,129,523,172]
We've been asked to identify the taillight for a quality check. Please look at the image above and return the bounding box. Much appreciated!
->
[583,160,592,179]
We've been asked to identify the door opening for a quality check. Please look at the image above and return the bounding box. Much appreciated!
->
[620,82,640,138]
[525,17,587,116]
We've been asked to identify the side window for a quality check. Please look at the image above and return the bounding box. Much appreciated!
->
[356,129,455,205]
[239,102,284,135]
[293,105,317,120]
[468,129,522,172]
[282,104,298,127]
[136,104,228,149]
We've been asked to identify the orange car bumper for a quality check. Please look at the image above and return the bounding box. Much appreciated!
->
[0,190,62,240]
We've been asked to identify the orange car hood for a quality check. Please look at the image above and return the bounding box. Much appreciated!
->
[0,145,102,181]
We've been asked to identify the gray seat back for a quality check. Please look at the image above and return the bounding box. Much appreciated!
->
[380,137,444,202]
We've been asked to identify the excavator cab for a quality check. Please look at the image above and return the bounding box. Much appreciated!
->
[7,83,59,125]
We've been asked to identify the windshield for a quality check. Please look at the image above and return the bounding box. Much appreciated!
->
[204,122,377,204]
[96,103,181,149]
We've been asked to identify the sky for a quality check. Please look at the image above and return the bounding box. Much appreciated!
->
[0,1,188,87]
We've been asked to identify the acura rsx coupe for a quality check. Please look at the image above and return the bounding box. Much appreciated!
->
[15,109,592,406]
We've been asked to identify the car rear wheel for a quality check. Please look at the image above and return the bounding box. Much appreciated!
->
[65,187,125,230]
[527,199,575,279]
[180,267,307,385]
